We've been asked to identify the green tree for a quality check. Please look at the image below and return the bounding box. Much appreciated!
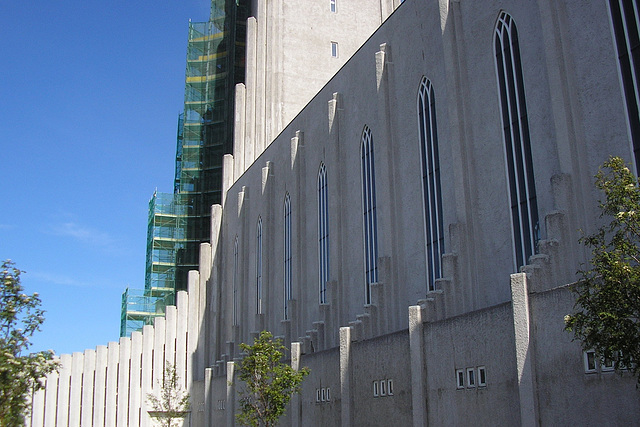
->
[565,157,640,380]
[236,331,309,427]
[147,362,191,427]
[0,260,58,426]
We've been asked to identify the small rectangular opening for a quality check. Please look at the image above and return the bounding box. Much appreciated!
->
[316,388,321,402]
[330,0,336,12]
[478,366,486,387]
[601,356,615,372]
[326,387,331,401]
[331,42,338,58]
[321,388,326,401]
[584,350,597,373]
[456,369,464,389]
[387,379,393,396]
[380,379,386,396]
[373,380,379,397]
[466,368,476,388]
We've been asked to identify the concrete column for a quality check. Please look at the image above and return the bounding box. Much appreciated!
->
[93,345,108,427]
[81,349,96,426]
[234,83,247,180]
[30,383,45,427]
[187,270,200,386]
[43,368,59,427]
[129,331,143,427]
[226,361,236,427]
[117,337,131,427]
[510,273,538,426]
[55,353,71,427]
[68,352,84,426]
[153,317,166,391]
[105,342,119,427]
[176,291,188,390]
[165,305,177,367]
[245,17,257,169]
[204,367,213,427]
[290,342,302,427]
[141,325,155,427]
[339,327,352,427]
[210,204,224,362]
[255,0,267,155]
[291,131,305,341]
[199,242,211,377]
[409,305,427,427]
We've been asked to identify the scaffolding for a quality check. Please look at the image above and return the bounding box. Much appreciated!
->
[120,0,249,337]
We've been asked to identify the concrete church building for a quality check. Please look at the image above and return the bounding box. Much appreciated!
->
[30,0,640,426]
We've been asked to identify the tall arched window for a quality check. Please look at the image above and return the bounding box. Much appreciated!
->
[233,235,239,326]
[283,193,292,319]
[318,164,329,304]
[417,77,444,291]
[494,11,539,269]
[361,126,379,304]
[609,0,640,168]
[256,217,263,314]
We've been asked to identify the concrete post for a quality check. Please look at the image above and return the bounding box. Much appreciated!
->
[129,331,143,427]
[93,345,108,427]
[141,325,154,427]
[105,342,119,427]
[227,361,236,427]
[510,273,538,426]
[43,368,59,427]
[117,337,131,427]
[81,349,96,426]
[291,342,302,427]
[409,305,427,427]
[68,352,84,426]
[339,327,352,427]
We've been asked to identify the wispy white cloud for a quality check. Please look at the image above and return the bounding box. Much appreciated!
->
[28,271,85,287]
[51,222,115,246]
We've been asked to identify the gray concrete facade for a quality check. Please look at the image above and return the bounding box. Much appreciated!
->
[30,0,640,425]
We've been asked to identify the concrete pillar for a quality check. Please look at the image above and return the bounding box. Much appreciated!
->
[176,290,189,390]
[153,317,166,390]
[165,305,177,367]
[187,270,200,385]
[199,242,211,378]
[30,383,45,427]
[105,342,119,427]
[56,353,71,427]
[245,17,257,169]
[117,337,131,427]
[510,273,538,426]
[409,305,427,427]
[204,367,213,427]
[68,352,84,426]
[290,342,302,427]
[223,154,235,209]
[226,361,236,427]
[234,83,247,180]
[81,349,96,426]
[93,345,108,427]
[43,368,59,427]
[141,325,155,427]
[210,205,224,362]
[129,331,143,427]
[339,327,352,427]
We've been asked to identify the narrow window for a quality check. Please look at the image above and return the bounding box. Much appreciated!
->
[387,379,394,396]
[361,126,379,304]
[256,217,263,314]
[609,0,640,169]
[326,387,331,401]
[456,369,465,389]
[373,381,379,397]
[466,368,476,388]
[478,366,487,387]
[584,350,597,373]
[330,0,336,13]
[284,194,292,320]
[601,356,615,372]
[318,164,330,304]
[331,42,339,58]
[494,12,539,270]
[417,78,445,291]
[316,389,321,402]
[233,236,239,326]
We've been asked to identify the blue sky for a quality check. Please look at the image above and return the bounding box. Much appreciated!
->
[1,1,211,356]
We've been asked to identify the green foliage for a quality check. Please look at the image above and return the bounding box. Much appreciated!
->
[565,157,640,380]
[0,260,58,426]
[236,331,309,427]
[147,362,190,427]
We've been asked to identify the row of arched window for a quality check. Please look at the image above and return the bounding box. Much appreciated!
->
[233,9,640,320]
